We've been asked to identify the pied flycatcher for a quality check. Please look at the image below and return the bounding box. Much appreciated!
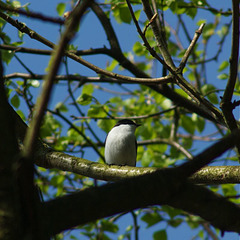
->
[104,119,140,167]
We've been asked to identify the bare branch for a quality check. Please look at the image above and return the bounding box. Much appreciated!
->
[4,72,172,84]
[178,23,205,72]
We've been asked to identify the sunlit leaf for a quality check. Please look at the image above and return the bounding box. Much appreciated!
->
[218,61,229,72]
[56,3,66,16]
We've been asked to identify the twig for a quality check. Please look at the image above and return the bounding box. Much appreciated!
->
[0,1,64,24]
[131,211,139,240]
[143,13,157,35]
[202,222,219,240]
[0,44,112,56]
[71,106,178,121]
[139,138,193,159]
[4,72,173,85]
[178,23,205,72]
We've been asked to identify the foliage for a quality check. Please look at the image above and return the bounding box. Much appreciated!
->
[0,0,239,239]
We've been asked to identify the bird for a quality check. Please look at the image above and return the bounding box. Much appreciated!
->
[104,119,140,167]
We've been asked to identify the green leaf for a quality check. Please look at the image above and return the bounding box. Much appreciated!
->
[133,42,145,56]
[201,84,219,104]
[192,114,205,133]
[106,59,118,72]
[118,6,132,24]
[88,104,107,117]
[67,127,84,145]
[168,218,183,228]
[77,93,93,105]
[2,50,14,65]
[202,23,215,40]
[162,206,182,219]
[40,113,61,138]
[217,24,229,37]
[166,0,175,7]
[141,150,152,167]
[112,5,132,24]
[197,19,207,26]
[12,1,21,8]
[98,119,115,133]
[56,3,66,16]
[141,212,162,228]
[186,215,202,229]
[187,71,195,81]
[222,184,237,197]
[11,94,20,108]
[153,230,167,240]
[16,109,26,121]
[55,102,68,112]
[217,73,228,80]
[181,115,195,134]
[134,9,141,21]
[82,84,94,95]
[185,6,197,19]
[218,61,229,72]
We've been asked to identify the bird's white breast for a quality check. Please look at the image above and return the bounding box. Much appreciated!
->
[105,124,137,166]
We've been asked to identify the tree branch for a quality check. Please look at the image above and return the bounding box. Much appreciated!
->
[0,1,64,24]
[220,0,240,157]
[41,167,240,236]
[3,72,173,85]
[178,23,205,72]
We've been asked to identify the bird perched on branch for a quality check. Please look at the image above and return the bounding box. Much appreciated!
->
[104,119,140,167]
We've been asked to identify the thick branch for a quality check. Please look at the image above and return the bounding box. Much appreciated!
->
[42,168,240,236]
[35,150,240,184]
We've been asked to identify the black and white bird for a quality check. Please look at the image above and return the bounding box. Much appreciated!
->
[104,119,140,167]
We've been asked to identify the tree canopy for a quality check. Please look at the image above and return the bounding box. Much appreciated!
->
[0,0,240,239]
